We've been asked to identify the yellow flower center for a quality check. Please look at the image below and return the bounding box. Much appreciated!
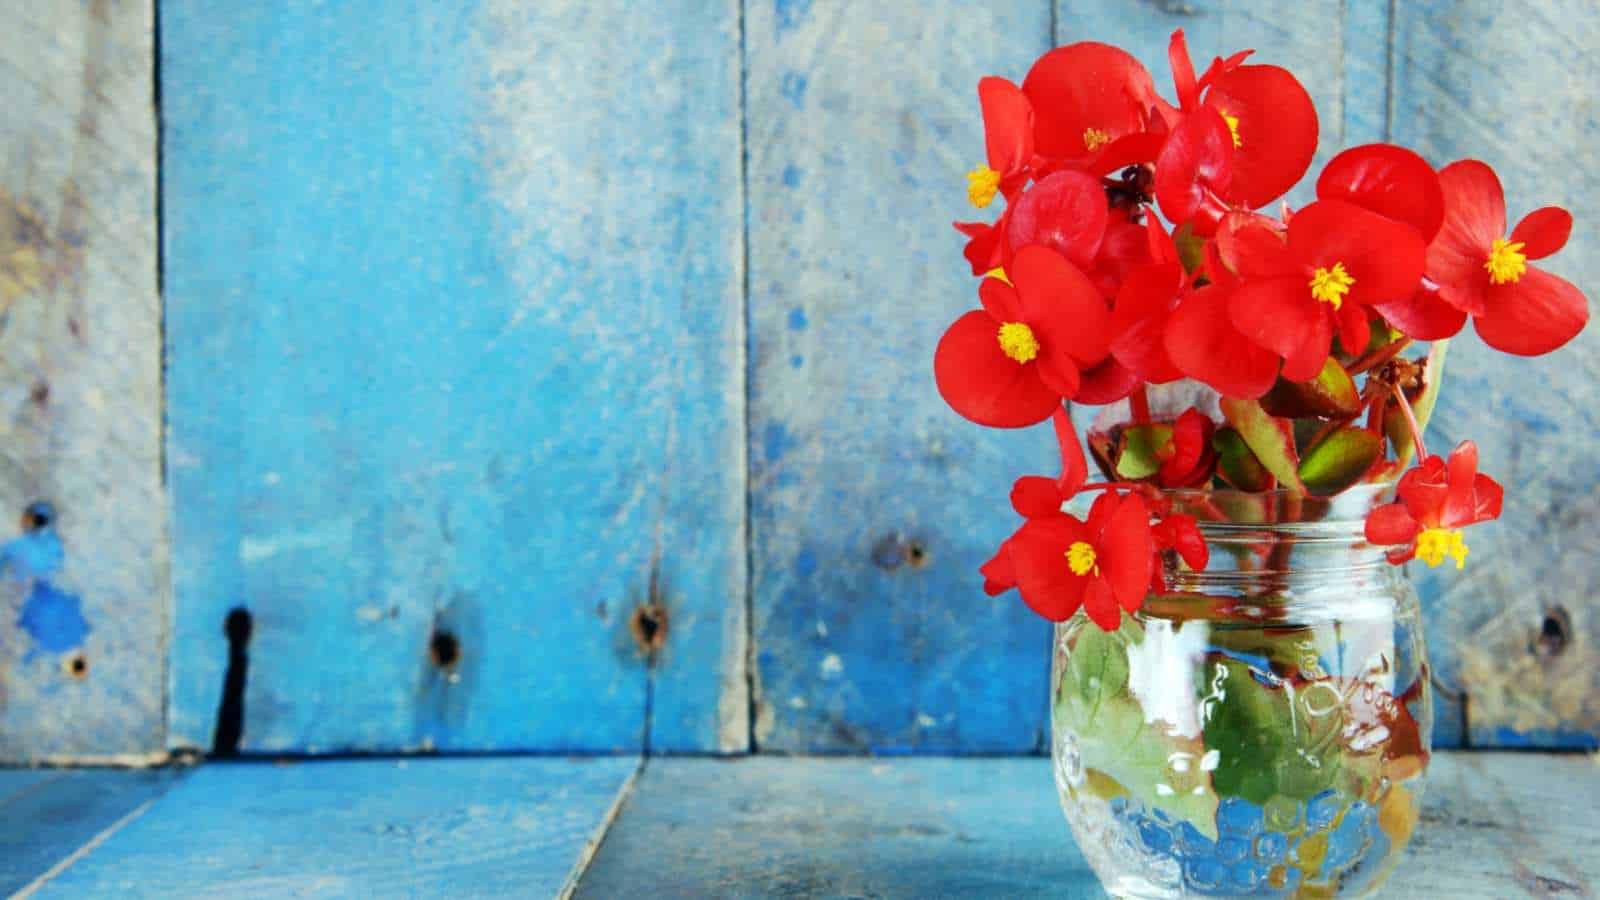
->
[1082,127,1112,152]
[983,267,1011,285]
[996,321,1039,364]
[1415,527,1469,570]
[967,164,1000,208]
[1219,109,1242,148]
[1484,237,1528,285]
[1309,262,1355,309]
[1066,541,1099,577]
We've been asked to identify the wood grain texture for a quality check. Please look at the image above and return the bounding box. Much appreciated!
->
[1389,0,1600,750]
[0,0,165,762]
[161,1,746,753]
[575,753,1599,898]
[28,757,639,898]
[745,0,1062,754]
[574,757,1101,898]
[0,768,180,897]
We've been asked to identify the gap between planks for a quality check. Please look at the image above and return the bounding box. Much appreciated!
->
[557,756,648,900]
[10,794,163,899]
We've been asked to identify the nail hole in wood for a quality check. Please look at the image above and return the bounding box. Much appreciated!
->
[1535,605,1571,659]
[21,501,52,532]
[630,602,668,659]
[64,652,88,680]
[429,630,461,669]
[905,540,929,569]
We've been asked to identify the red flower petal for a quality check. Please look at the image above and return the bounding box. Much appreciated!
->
[1510,206,1574,261]
[1474,267,1589,356]
[1440,440,1480,528]
[1094,220,1157,298]
[1098,492,1153,613]
[1227,276,1324,365]
[980,539,1017,596]
[934,310,1060,428]
[979,76,1033,176]
[1472,472,1504,523]
[1110,263,1185,383]
[1006,170,1109,271]
[1316,144,1444,240]
[1074,356,1142,405]
[1035,357,1082,398]
[1011,475,1066,519]
[1289,200,1427,308]
[1013,245,1112,366]
[1083,578,1124,630]
[978,277,1022,322]
[1154,107,1235,228]
[1334,302,1371,357]
[1165,284,1281,398]
[1217,214,1296,279]
[956,217,1006,277]
[1428,160,1506,314]
[1022,42,1157,159]
[1204,65,1319,209]
[1159,409,1215,487]
[1374,285,1468,341]
[1365,502,1420,546]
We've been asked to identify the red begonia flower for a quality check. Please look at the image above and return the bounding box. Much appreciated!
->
[1008,491,1154,628]
[1154,105,1234,233]
[1021,42,1157,162]
[1156,408,1217,488]
[1365,440,1503,567]
[965,77,1035,209]
[1220,200,1426,382]
[1163,282,1281,398]
[934,247,1111,427]
[1427,160,1588,355]
[1203,64,1318,210]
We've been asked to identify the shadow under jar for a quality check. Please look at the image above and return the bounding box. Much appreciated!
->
[1052,486,1432,899]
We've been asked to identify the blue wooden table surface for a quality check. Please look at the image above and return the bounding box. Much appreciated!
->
[2,754,1594,898]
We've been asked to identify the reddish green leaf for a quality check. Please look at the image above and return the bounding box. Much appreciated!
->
[1260,357,1362,419]
[1220,397,1306,496]
[1173,222,1207,273]
[1298,426,1384,496]
[1212,426,1274,492]
[1115,424,1174,480]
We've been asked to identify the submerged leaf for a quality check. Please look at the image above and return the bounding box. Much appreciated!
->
[1219,397,1306,496]
[1299,426,1384,496]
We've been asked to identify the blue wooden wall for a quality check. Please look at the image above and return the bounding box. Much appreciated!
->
[0,0,1592,760]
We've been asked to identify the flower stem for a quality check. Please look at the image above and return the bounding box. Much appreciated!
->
[1391,383,1428,462]
[1130,385,1151,425]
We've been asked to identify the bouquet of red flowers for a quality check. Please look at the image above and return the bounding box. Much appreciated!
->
[935,30,1588,631]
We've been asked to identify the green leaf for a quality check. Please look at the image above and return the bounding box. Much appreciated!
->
[1115,424,1173,480]
[1054,622,1220,838]
[1384,340,1451,467]
[1173,222,1206,273]
[1219,398,1306,496]
[1260,357,1362,419]
[1213,426,1273,491]
[1200,657,1348,805]
[1298,426,1384,496]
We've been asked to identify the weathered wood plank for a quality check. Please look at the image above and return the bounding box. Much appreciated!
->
[574,757,1100,898]
[1390,0,1600,749]
[29,757,639,898]
[745,0,1061,754]
[161,1,746,753]
[576,753,1598,898]
[0,768,181,897]
[0,0,164,761]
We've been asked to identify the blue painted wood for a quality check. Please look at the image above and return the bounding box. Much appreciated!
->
[30,757,639,898]
[0,768,180,896]
[0,0,165,762]
[574,757,1101,898]
[745,1,1061,753]
[1388,0,1600,749]
[161,1,746,753]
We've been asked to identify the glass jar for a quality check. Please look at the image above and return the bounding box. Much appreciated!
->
[1051,486,1432,899]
